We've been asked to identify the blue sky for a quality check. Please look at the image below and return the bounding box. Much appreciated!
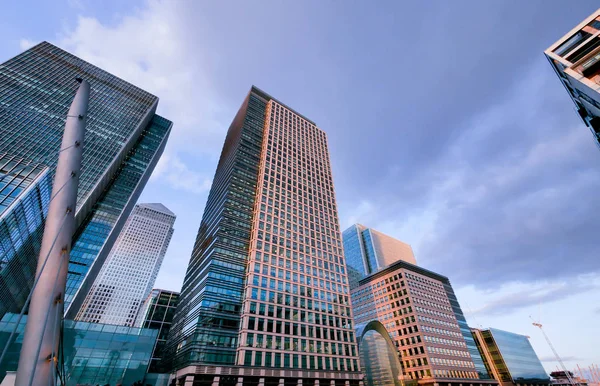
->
[2,0,599,374]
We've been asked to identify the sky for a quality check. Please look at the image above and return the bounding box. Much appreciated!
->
[1,0,599,374]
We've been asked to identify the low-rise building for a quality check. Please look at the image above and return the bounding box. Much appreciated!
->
[0,313,158,386]
[471,328,549,386]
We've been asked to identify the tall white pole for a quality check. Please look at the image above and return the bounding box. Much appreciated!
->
[15,79,89,386]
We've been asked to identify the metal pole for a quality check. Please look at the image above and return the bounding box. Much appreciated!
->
[14,80,89,386]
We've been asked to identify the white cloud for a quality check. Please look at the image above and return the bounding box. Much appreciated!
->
[19,39,35,51]
[151,154,212,194]
[52,0,227,192]
[460,273,600,318]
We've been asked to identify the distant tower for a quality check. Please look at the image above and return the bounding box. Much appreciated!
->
[76,203,175,326]
[342,224,416,287]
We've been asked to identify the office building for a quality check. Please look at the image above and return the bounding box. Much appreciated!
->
[135,289,180,374]
[472,328,549,386]
[0,41,172,319]
[76,203,175,326]
[166,86,361,385]
[0,154,52,318]
[343,224,416,286]
[545,8,600,148]
[0,312,158,386]
[351,259,495,386]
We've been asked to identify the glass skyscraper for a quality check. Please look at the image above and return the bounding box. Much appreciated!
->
[166,86,361,385]
[471,328,549,386]
[0,41,172,318]
[76,203,176,326]
[135,289,180,374]
[545,9,600,149]
[0,154,52,317]
[342,224,416,287]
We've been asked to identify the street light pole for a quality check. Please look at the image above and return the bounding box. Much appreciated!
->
[14,79,89,386]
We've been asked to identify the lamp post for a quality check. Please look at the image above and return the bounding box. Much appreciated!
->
[14,79,89,386]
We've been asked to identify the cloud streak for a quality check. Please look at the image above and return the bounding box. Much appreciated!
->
[463,274,600,317]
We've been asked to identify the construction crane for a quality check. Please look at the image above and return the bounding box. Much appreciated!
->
[532,321,579,386]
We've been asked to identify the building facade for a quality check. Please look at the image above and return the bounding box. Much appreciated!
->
[0,312,157,386]
[76,203,175,326]
[166,86,361,385]
[342,224,416,285]
[351,259,494,386]
[0,41,172,318]
[471,328,549,386]
[545,8,600,149]
[135,289,180,374]
[0,154,52,317]
[355,320,408,386]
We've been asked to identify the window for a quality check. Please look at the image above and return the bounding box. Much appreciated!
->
[554,31,591,57]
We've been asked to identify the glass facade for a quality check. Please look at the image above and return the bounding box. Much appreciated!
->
[443,283,490,379]
[473,328,549,384]
[342,223,417,287]
[135,289,180,373]
[0,154,51,317]
[166,90,266,368]
[76,203,175,326]
[65,116,172,316]
[356,321,407,386]
[166,86,361,384]
[0,313,158,386]
[0,41,172,319]
[362,229,378,275]
[342,224,368,281]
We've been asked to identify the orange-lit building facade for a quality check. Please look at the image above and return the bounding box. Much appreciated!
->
[351,259,496,386]
[545,8,600,149]
[167,86,361,386]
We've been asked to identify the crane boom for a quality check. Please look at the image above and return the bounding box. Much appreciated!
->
[532,322,579,386]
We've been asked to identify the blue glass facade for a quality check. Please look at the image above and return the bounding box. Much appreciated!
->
[65,115,172,316]
[473,328,549,383]
[135,289,180,373]
[442,283,490,380]
[362,229,378,274]
[166,89,267,368]
[342,224,368,279]
[0,313,158,386]
[356,321,409,386]
[0,155,51,317]
[0,41,172,318]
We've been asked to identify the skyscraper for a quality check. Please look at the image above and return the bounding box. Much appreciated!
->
[166,86,361,385]
[135,289,180,374]
[0,154,52,317]
[351,258,494,386]
[343,224,416,285]
[545,8,600,148]
[76,203,175,326]
[471,328,549,386]
[0,42,173,318]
